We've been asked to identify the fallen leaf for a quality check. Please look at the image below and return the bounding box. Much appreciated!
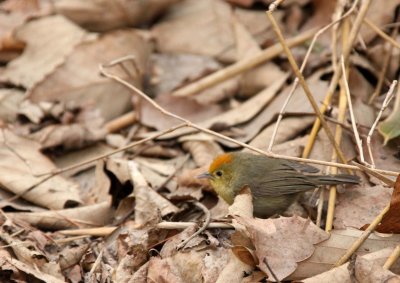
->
[6,201,111,230]
[247,116,314,152]
[374,175,400,233]
[29,29,151,121]
[303,248,400,282]
[128,161,179,226]
[291,229,400,280]
[0,129,82,209]
[55,0,179,32]
[0,15,86,88]
[158,74,287,140]
[0,89,24,122]
[6,257,65,283]
[236,216,329,281]
[334,185,392,229]
[141,92,224,131]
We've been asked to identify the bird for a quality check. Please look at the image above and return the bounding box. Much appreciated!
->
[199,152,360,218]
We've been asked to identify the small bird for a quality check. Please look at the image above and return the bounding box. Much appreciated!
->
[199,152,360,218]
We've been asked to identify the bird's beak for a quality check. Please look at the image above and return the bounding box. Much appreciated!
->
[197,172,213,179]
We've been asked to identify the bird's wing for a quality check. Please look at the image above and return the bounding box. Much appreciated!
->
[250,171,318,197]
[285,160,320,173]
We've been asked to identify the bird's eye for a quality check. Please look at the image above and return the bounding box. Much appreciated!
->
[215,171,223,177]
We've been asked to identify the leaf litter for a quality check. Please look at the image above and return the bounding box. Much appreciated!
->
[0,0,400,282]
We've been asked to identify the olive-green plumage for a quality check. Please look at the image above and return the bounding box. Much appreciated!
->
[203,152,360,218]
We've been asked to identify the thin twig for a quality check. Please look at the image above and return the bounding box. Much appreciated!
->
[364,18,400,50]
[267,0,359,152]
[58,221,234,237]
[263,257,281,283]
[266,10,348,165]
[176,202,211,250]
[340,56,366,165]
[366,80,398,168]
[316,189,324,227]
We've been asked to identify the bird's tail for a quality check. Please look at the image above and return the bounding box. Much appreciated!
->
[310,174,360,185]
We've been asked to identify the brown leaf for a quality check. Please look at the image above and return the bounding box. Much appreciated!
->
[375,175,400,233]
[128,161,179,226]
[334,185,392,229]
[0,129,82,209]
[29,29,151,121]
[5,257,65,283]
[0,15,86,88]
[55,0,179,32]
[6,201,112,230]
[0,89,24,122]
[290,229,400,280]
[159,74,287,140]
[236,216,329,281]
[141,93,224,131]
[303,248,400,283]
[151,0,239,62]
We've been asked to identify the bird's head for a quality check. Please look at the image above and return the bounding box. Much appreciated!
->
[198,153,235,202]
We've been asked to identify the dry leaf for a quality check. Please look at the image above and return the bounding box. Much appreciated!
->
[6,257,65,283]
[128,161,179,226]
[159,74,287,140]
[334,185,392,229]
[151,0,239,62]
[141,92,224,131]
[0,129,81,209]
[374,175,400,233]
[55,0,179,32]
[236,216,329,281]
[291,229,400,280]
[182,137,224,167]
[247,116,314,152]
[6,201,111,230]
[29,29,151,121]
[0,15,86,88]
[0,89,24,122]
[303,248,400,282]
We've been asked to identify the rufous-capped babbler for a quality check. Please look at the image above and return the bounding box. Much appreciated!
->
[199,152,360,218]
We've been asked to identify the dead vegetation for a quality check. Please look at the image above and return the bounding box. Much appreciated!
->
[1,0,400,282]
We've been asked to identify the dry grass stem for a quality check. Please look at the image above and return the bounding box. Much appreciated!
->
[302,0,372,159]
[266,10,348,165]
[171,28,316,97]
[104,111,137,133]
[267,0,358,152]
[340,56,366,165]
[383,245,400,270]
[326,18,351,233]
[366,80,398,167]
[335,204,390,266]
